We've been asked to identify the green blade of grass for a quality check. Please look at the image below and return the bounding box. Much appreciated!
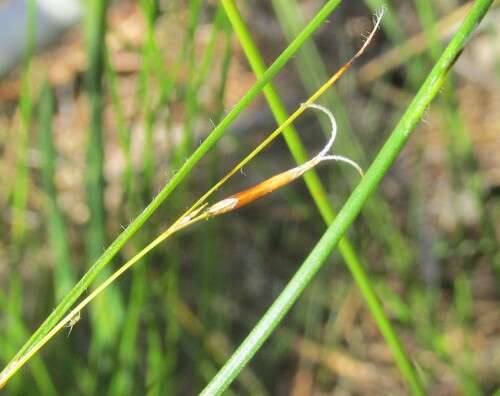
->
[196,16,233,330]
[84,0,124,350]
[201,1,494,394]
[5,2,38,392]
[85,0,107,263]
[105,54,135,199]
[221,1,423,393]
[138,0,162,191]
[175,0,204,165]
[106,266,146,396]
[10,0,343,370]
[38,82,75,300]
[179,5,226,167]
[11,0,36,246]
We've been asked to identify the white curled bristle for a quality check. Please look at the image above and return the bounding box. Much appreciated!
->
[302,103,338,158]
[321,155,364,177]
[301,103,363,177]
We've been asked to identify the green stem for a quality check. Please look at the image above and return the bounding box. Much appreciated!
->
[11,0,343,366]
[85,0,107,263]
[11,0,36,245]
[84,0,125,349]
[201,1,494,394]
[38,82,75,300]
[221,1,423,393]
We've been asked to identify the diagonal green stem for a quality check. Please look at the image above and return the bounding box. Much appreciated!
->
[10,0,343,366]
[201,0,494,394]
[220,1,423,394]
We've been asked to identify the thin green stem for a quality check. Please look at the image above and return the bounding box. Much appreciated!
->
[11,0,36,245]
[85,0,107,264]
[201,1,494,394]
[138,0,163,191]
[84,0,124,349]
[105,53,134,198]
[221,1,423,393]
[38,82,75,300]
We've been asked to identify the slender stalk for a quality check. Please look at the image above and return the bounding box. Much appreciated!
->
[6,0,343,372]
[192,5,228,330]
[176,0,204,164]
[84,0,124,348]
[38,82,75,300]
[11,0,36,245]
[138,0,161,191]
[85,0,107,265]
[105,53,134,198]
[221,1,423,393]
[201,1,494,394]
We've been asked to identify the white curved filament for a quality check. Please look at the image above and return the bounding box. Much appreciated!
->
[299,103,363,177]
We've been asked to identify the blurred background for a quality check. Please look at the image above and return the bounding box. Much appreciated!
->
[0,0,499,394]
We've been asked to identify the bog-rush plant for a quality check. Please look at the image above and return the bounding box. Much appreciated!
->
[0,5,378,388]
[1,1,343,379]
[1,0,493,392]
[0,7,385,384]
[200,1,494,395]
